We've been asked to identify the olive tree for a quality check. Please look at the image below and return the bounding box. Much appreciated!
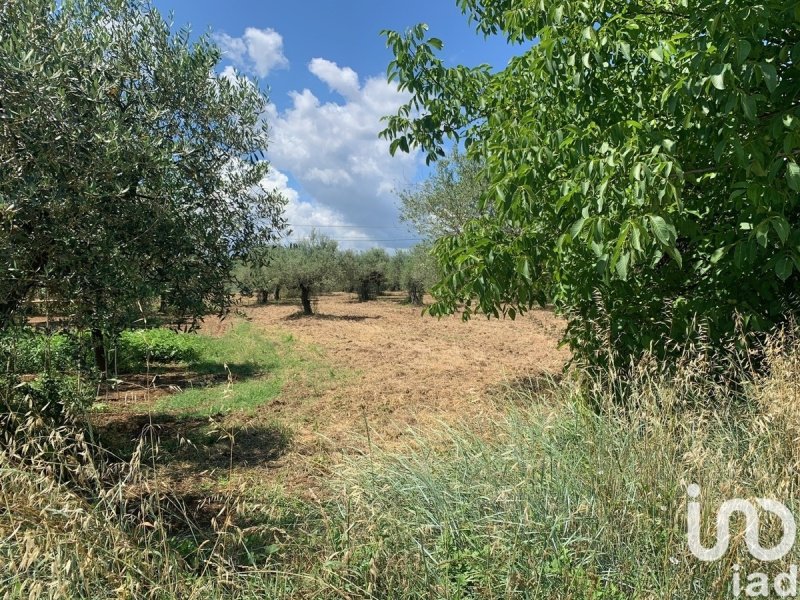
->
[402,244,439,305]
[397,150,487,240]
[0,0,286,370]
[234,247,283,304]
[275,233,339,315]
[382,1,800,368]
[340,248,391,301]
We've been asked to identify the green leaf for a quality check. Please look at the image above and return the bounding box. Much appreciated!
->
[649,215,675,246]
[709,64,726,90]
[775,255,793,281]
[649,47,663,63]
[787,162,800,191]
[569,218,586,240]
[665,246,683,268]
[741,95,756,120]
[615,252,629,280]
[772,217,790,244]
[710,246,727,263]
[736,39,751,64]
[516,258,531,280]
[755,222,769,248]
[760,62,778,93]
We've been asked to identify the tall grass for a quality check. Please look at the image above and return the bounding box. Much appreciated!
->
[2,329,800,598]
[268,330,800,598]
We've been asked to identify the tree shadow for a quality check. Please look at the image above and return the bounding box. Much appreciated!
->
[100,362,266,398]
[94,412,291,468]
[281,311,381,322]
[94,413,294,542]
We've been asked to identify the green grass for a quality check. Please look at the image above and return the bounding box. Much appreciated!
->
[140,322,326,417]
[152,376,285,415]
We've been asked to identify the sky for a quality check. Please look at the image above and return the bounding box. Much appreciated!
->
[151,0,519,251]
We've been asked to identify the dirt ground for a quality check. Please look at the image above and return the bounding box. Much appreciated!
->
[98,292,568,499]
[220,293,565,490]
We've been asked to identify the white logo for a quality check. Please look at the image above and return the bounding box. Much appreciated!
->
[687,483,796,562]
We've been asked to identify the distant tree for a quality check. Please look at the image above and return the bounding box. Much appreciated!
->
[397,150,487,241]
[0,0,286,371]
[235,247,283,305]
[382,3,800,369]
[387,250,410,292]
[402,245,439,306]
[276,233,339,315]
[340,249,391,301]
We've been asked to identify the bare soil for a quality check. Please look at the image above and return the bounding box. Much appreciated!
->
[95,292,568,501]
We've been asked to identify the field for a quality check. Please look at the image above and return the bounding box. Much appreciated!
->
[93,292,568,502]
[6,292,800,599]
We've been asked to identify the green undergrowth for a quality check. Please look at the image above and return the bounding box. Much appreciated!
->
[143,322,342,417]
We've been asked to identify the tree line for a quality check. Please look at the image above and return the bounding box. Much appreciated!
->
[235,236,440,315]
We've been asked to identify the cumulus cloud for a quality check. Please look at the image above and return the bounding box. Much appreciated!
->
[261,168,378,248]
[265,60,422,250]
[308,58,360,100]
[214,27,288,77]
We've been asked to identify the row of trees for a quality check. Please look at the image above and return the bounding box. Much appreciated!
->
[235,235,439,315]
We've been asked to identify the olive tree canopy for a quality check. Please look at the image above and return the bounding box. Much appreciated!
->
[0,0,286,339]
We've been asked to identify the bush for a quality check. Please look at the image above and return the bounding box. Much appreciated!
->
[0,328,93,374]
[115,328,201,369]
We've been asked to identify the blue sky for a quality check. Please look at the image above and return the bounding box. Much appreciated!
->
[152,0,519,250]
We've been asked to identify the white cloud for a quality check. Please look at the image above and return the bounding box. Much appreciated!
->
[218,65,238,83]
[260,168,299,204]
[308,58,360,100]
[261,168,376,248]
[215,27,288,77]
[265,61,422,250]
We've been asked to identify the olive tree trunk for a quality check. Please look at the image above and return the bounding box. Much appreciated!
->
[299,285,313,315]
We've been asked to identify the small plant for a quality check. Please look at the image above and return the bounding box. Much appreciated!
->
[0,328,94,374]
[115,328,201,370]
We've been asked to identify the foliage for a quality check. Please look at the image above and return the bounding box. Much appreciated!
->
[386,250,409,292]
[234,246,283,303]
[381,2,800,368]
[340,248,391,301]
[273,233,340,315]
[0,328,94,374]
[397,149,487,240]
[0,0,286,337]
[116,328,201,369]
[401,244,440,305]
[0,326,202,374]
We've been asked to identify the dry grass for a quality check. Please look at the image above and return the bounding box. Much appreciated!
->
[3,312,800,598]
[232,292,566,448]
[201,292,567,494]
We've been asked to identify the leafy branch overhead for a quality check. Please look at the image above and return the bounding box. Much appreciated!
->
[382,0,800,367]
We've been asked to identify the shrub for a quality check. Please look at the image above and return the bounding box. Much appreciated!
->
[0,328,93,374]
[115,328,201,369]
